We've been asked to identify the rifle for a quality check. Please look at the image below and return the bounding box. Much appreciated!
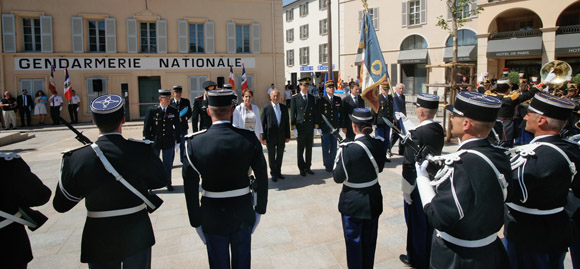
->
[59,116,92,145]
[320,114,344,143]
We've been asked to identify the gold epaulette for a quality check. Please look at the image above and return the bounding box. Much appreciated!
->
[505,91,520,101]
[484,90,497,96]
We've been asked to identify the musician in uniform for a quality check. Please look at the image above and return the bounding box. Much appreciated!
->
[504,93,580,268]
[333,108,386,268]
[170,85,192,163]
[183,89,268,268]
[477,79,492,94]
[372,81,394,162]
[317,79,342,172]
[1,153,51,268]
[143,89,181,191]
[399,94,444,269]
[291,77,318,176]
[191,80,217,132]
[54,94,167,268]
[415,91,511,268]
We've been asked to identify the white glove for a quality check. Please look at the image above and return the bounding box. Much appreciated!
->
[544,70,557,84]
[59,106,62,111]
[415,160,430,179]
[415,160,435,207]
[395,112,407,121]
[403,193,412,205]
[252,212,261,234]
[175,143,179,153]
[195,226,206,245]
[76,107,79,112]
[292,129,298,137]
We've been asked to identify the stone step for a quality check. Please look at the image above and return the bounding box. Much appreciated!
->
[0,131,35,147]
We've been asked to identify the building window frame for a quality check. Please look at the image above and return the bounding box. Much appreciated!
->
[286,28,294,43]
[140,22,157,53]
[86,77,108,111]
[287,49,294,67]
[189,23,205,53]
[409,1,421,26]
[88,20,106,52]
[300,3,309,17]
[300,47,309,66]
[400,34,427,50]
[286,8,294,22]
[23,17,41,52]
[236,24,250,53]
[319,19,328,36]
[319,0,328,10]
[358,7,379,31]
[319,43,328,64]
[300,24,309,40]
[445,29,477,47]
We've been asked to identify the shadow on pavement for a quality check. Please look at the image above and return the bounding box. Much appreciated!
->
[0,148,37,154]
[154,185,185,194]
[269,168,329,191]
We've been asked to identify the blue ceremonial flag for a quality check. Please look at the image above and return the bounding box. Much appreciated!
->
[359,11,387,113]
[323,72,328,96]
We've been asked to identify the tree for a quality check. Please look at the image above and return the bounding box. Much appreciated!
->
[436,0,483,64]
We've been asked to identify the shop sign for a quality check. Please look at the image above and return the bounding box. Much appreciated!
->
[556,47,580,55]
[487,50,541,58]
[15,57,256,71]
[300,66,313,71]
[317,64,335,71]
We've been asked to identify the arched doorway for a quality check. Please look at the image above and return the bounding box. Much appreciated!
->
[398,34,428,95]
[444,29,478,88]
[556,1,580,77]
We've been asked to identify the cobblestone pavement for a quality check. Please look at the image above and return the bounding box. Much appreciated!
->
[0,118,572,268]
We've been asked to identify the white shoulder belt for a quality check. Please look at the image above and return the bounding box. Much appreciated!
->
[338,141,379,189]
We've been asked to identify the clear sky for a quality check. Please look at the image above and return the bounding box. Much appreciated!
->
[283,0,297,6]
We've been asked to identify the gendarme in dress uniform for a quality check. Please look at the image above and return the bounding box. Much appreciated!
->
[183,89,268,269]
[53,94,167,267]
[191,80,217,132]
[291,77,318,176]
[317,79,342,172]
[416,92,511,268]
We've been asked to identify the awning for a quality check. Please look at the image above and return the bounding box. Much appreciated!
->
[443,45,477,62]
[397,49,428,64]
[556,33,580,55]
[486,36,542,58]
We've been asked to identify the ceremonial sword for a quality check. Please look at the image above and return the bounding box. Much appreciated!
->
[321,114,344,143]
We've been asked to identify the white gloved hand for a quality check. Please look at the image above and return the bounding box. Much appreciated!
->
[175,143,179,153]
[415,160,430,179]
[395,112,407,121]
[317,129,321,135]
[59,106,62,111]
[76,107,79,112]
[292,129,298,137]
[252,212,261,234]
[544,70,557,84]
[195,226,206,245]
[403,193,413,205]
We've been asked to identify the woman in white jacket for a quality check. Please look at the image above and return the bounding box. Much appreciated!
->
[233,89,263,141]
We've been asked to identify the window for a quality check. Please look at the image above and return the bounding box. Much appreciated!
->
[400,35,427,50]
[86,77,108,111]
[286,29,294,43]
[189,23,204,53]
[300,3,309,17]
[23,18,41,51]
[300,47,309,65]
[140,22,156,53]
[445,29,477,47]
[319,0,328,10]
[20,79,44,97]
[409,1,420,25]
[358,8,379,31]
[236,24,250,53]
[286,8,294,22]
[88,20,106,52]
[319,43,328,64]
[319,19,328,35]
[287,49,294,67]
[300,25,309,40]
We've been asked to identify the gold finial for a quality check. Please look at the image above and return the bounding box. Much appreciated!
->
[361,0,369,13]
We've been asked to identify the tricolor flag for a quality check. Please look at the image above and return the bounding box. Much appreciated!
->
[229,66,236,90]
[241,64,248,91]
[359,11,388,113]
[64,67,72,101]
[337,71,343,91]
[49,65,56,94]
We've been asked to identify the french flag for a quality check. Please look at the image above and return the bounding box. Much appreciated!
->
[229,66,236,89]
[241,64,248,91]
[64,67,72,101]
[49,65,56,94]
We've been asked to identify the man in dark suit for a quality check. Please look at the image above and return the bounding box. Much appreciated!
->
[373,81,394,161]
[183,89,268,269]
[342,81,366,141]
[170,85,192,163]
[17,89,33,126]
[318,80,342,172]
[261,89,290,182]
[54,94,167,268]
[291,77,318,176]
[390,83,407,155]
[143,89,181,191]
[191,81,216,132]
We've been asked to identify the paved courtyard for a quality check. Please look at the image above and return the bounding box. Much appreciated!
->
[0,118,572,268]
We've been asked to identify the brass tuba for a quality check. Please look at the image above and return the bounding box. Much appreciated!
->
[540,60,572,92]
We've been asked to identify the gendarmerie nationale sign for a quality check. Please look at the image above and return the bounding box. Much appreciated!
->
[15,57,256,71]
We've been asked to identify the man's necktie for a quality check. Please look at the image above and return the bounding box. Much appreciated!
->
[275,105,281,126]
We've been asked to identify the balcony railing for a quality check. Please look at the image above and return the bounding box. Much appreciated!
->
[489,29,543,40]
[557,25,580,35]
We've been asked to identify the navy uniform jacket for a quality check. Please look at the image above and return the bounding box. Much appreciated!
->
[261,103,290,143]
[291,92,317,128]
[170,98,192,132]
[426,139,511,268]
[317,94,342,133]
[183,123,268,235]
[53,135,167,263]
[505,135,580,252]
[143,105,181,150]
[402,120,444,185]
[486,87,539,120]
[393,93,406,115]
[333,135,386,219]
[372,94,394,127]
[1,153,51,267]
[341,95,365,129]
[191,95,212,132]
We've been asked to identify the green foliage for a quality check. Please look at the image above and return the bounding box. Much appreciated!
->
[508,71,521,85]
[436,0,483,34]
[573,74,580,85]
